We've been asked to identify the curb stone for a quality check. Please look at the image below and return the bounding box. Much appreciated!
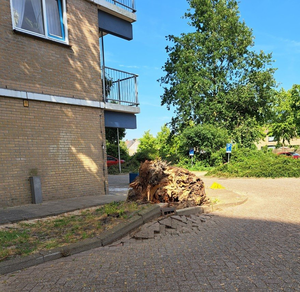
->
[0,204,161,275]
[99,215,143,246]
[175,206,206,216]
[209,196,248,211]
[174,194,248,216]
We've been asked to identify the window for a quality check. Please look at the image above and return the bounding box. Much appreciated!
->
[11,0,68,43]
[268,136,276,142]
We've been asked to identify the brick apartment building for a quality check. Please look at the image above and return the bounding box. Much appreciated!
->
[0,0,139,207]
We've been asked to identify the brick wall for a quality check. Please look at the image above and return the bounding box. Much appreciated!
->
[0,0,102,101]
[0,0,110,207]
[0,97,107,207]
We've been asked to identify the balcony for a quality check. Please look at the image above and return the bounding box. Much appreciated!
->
[105,0,136,13]
[95,0,136,23]
[102,66,139,110]
[97,0,138,115]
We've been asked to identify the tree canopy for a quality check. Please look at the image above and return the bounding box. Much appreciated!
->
[105,127,126,144]
[159,0,277,145]
[269,86,299,145]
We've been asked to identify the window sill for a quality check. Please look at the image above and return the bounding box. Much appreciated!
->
[13,28,71,48]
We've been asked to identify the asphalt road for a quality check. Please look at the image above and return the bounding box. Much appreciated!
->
[0,176,299,291]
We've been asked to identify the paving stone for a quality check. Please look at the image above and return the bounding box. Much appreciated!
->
[170,215,184,222]
[165,228,178,235]
[171,217,178,229]
[158,217,172,228]
[159,223,166,235]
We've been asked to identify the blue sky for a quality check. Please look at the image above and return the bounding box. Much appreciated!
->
[104,0,300,141]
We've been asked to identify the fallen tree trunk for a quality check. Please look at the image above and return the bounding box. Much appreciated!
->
[127,160,209,208]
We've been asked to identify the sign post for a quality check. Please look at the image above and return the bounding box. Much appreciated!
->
[226,143,232,163]
[189,148,194,166]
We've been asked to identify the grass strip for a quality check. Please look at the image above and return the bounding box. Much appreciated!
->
[0,201,148,262]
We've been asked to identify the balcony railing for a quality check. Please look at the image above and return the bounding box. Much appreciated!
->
[103,66,138,106]
[105,0,136,13]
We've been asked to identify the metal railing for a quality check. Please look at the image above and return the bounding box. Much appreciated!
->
[102,66,138,106]
[105,0,136,13]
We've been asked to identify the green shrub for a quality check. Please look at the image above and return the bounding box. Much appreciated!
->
[176,159,212,171]
[207,148,300,178]
[106,141,130,162]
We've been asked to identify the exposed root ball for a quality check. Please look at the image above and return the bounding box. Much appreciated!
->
[127,160,208,208]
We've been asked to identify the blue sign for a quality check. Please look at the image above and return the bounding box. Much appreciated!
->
[226,143,232,153]
[189,148,194,156]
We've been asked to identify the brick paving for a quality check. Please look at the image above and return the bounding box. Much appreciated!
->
[0,177,299,291]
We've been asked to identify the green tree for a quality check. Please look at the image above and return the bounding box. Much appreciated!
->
[135,131,158,161]
[180,124,229,157]
[105,127,126,144]
[159,0,276,145]
[105,127,128,159]
[269,87,298,146]
[106,140,129,160]
[290,84,300,132]
[156,125,180,162]
[232,118,265,148]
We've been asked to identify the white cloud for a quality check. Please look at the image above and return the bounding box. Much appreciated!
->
[119,64,140,69]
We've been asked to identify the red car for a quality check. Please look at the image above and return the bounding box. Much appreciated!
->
[277,152,300,159]
[106,155,125,166]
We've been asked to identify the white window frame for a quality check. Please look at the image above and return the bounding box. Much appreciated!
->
[10,0,69,45]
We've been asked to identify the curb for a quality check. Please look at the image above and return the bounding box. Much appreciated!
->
[174,196,248,216]
[175,206,208,216]
[0,204,161,275]
[208,196,248,211]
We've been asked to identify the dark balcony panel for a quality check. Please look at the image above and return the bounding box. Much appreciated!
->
[104,111,137,129]
[98,10,133,40]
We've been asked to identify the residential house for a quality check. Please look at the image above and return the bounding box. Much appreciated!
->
[0,0,139,207]
[257,135,300,153]
[125,139,140,156]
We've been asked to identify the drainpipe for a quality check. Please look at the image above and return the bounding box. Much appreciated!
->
[117,128,121,173]
[100,31,106,102]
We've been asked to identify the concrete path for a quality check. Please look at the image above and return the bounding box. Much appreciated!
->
[0,176,299,291]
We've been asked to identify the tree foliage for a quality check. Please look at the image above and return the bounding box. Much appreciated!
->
[106,140,129,160]
[179,124,229,165]
[159,0,276,145]
[269,86,299,145]
[105,127,126,144]
[135,130,158,161]
[105,127,128,160]
[134,126,180,162]
[156,125,180,161]
[290,84,300,131]
[180,124,229,154]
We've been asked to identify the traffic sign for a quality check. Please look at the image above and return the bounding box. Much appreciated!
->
[226,143,232,153]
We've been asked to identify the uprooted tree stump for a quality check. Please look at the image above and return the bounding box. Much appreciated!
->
[127,160,209,209]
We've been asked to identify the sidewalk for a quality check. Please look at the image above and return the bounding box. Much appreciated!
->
[0,175,129,225]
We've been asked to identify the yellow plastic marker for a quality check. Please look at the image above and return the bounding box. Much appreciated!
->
[210,182,226,189]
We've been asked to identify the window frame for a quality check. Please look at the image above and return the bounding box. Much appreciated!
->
[10,0,69,45]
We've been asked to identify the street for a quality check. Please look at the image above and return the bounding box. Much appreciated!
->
[0,177,299,291]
